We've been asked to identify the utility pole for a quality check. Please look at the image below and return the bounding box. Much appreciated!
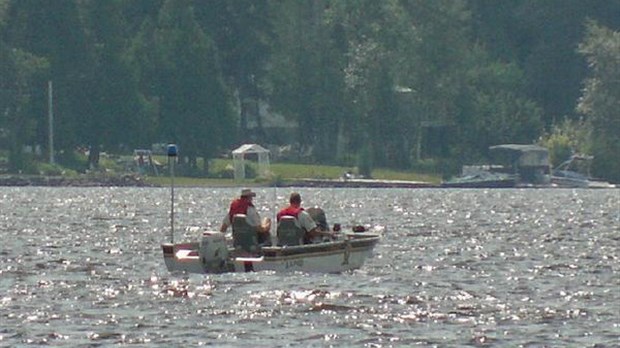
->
[48,80,54,164]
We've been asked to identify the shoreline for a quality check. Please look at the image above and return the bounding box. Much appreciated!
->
[0,174,438,188]
[279,178,437,188]
[0,174,153,187]
[1,175,615,189]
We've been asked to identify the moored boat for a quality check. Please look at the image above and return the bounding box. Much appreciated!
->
[442,144,551,188]
[550,154,616,188]
[441,168,517,188]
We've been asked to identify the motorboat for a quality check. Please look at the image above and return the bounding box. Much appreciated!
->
[161,229,380,274]
[551,154,616,188]
[159,144,380,274]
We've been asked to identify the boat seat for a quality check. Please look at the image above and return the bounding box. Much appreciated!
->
[277,215,305,246]
[232,214,258,253]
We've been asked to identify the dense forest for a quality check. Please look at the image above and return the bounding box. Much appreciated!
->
[1,0,619,182]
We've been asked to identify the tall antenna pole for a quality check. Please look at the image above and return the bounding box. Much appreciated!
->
[48,81,54,164]
[167,144,178,243]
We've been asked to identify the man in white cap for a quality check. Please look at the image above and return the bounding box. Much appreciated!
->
[220,188,271,244]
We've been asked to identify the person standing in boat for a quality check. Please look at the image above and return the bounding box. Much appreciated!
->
[220,188,271,244]
[277,192,329,243]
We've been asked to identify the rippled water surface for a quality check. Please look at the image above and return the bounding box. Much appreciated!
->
[1,187,618,347]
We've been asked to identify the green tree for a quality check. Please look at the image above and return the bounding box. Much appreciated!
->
[269,0,349,163]
[396,0,473,164]
[194,0,273,144]
[133,0,234,175]
[0,44,49,172]
[4,0,94,166]
[0,0,9,24]
[120,0,164,35]
[336,1,403,168]
[81,0,150,168]
[318,0,412,166]
[538,118,591,167]
[470,0,620,127]
[460,56,544,159]
[577,21,620,182]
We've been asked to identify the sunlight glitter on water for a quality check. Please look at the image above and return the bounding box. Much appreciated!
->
[1,187,618,346]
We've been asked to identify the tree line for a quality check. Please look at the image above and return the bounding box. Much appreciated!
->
[1,0,619,182]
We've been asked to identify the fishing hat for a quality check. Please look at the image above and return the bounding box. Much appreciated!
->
[240,188,256,197]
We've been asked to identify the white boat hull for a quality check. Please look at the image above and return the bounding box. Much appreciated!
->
[162,232,379,274]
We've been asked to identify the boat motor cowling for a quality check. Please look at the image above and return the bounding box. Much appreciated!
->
[199,231,229,273]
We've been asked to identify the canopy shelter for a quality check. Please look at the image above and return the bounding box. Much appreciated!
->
[232,144,270,180]
[489,144,549,168]
[489,144,550,185]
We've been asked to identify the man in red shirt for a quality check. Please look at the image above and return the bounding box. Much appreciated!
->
[220,188,271,244]
[277,192,329,243]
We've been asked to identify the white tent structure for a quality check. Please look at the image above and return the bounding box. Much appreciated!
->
[232,144,270,180]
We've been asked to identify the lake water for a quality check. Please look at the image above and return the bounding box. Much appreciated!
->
[1,187,618,347]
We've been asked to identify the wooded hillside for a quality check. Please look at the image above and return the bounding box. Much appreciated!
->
[1,0,619,181]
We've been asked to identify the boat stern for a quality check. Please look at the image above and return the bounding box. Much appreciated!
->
[161,231,233,274]
[161,242,204,274]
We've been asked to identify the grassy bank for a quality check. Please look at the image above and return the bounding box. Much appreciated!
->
[145,159,441,187]
[0,152,441,187]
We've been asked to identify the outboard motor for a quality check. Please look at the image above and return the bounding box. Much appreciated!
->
[199,231,230,273]
[306,207,328,230]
